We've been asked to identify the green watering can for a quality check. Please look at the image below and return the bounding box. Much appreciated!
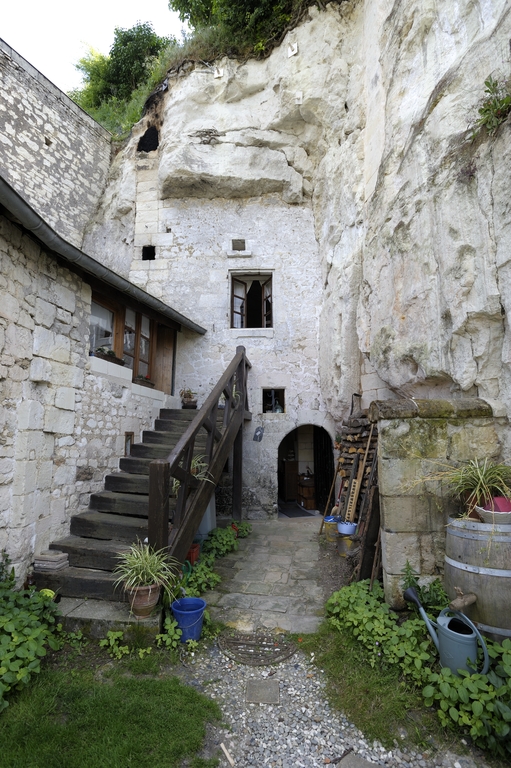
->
[404,587,489,676]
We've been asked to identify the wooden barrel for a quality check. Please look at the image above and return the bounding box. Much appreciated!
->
[444,517,511,641]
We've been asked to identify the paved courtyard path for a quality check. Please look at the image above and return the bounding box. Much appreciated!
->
[206,516,327,633]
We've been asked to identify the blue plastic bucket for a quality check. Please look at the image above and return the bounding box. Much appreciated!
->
[171,597,206,642]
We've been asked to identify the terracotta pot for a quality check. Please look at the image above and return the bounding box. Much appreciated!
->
[182,400,197,409]
[128,584,160,617]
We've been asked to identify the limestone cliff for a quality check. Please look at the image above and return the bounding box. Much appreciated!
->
[84,0,511,443]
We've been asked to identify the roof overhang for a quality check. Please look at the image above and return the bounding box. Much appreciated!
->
[0,174,206,336]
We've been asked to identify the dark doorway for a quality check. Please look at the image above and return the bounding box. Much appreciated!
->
[277,425,334,515]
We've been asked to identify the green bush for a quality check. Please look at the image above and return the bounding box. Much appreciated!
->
[326,580,511,757]
[0,553,61,712]
[202,526,238,558]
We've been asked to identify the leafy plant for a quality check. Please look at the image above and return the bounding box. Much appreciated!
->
[183,560,221,596]
[156,616,183,652]
[401,561,449,614]
[475,75,511,136]
[202,526,238,558]
[326,579,511,756]
[113,542,180,601]
[99,630,131,660]
[0,551,61,712]
[422,640,511,758]
[230,520,252,538]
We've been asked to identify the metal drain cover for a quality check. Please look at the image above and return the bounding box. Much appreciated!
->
[218,632,295,666]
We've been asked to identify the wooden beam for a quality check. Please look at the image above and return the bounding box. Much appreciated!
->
[232,424,243,521]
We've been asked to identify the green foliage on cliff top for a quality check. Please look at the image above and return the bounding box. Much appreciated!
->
[69,3,342,136]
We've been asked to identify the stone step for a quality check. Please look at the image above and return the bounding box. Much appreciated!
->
[51,536,130,571]
[90,490,150,516]
[34,565,125,601]
[105,472,149,495]
[70,511,150,541]
[129,443,179,459]
[159,409,198,420]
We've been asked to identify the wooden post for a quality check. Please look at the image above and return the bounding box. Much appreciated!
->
[148,460,170,552]
[232,424,243,521]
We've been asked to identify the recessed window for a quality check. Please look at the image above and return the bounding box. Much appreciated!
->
[231,274,272,328]
[142,246,156,261]
[90,301,115,352]
[89,293,176,394]
[124,432,134,456]
[263,389,285,413]
[232,239,246,251]
[137,126,159,152]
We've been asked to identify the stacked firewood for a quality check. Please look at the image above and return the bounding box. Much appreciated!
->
[333,413,378,522]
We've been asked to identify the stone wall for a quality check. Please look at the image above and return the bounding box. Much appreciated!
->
[370,398,504,607]
[0,39,111,248]
[0,213,177,577]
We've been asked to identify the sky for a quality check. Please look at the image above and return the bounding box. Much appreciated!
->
[1,0,187,93]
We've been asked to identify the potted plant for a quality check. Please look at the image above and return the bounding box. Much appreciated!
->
[134,374,155,388]
[421,458,511,519]
[180,387,197,409]
[113,542,180,618]
[92,346,125,366]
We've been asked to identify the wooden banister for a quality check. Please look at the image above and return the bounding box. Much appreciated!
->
[148,346,251,563]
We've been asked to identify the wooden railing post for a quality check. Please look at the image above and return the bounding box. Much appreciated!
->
[148,459,171,552]
[232,424,243,521]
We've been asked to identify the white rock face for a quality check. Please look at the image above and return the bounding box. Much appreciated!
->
[84,0,511,489]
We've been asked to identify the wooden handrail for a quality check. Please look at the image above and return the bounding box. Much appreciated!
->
[148,346,251,563]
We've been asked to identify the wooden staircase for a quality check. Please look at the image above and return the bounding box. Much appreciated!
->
[34,410,211,600]
[34,347,251,602]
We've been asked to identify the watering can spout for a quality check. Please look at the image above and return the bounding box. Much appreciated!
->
[403,587,440,652]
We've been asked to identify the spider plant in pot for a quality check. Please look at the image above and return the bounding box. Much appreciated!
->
[439,458,511,518]
[113,542,180,618]
[172,455,214,497]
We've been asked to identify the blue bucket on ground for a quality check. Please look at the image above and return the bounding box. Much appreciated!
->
[171,597,206,642]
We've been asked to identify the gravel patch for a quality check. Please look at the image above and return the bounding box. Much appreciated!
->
[176,641,491,768]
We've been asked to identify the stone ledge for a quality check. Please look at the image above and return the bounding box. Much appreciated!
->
[369,397,494,421]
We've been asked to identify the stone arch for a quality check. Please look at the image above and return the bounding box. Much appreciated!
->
[277,425,334,514]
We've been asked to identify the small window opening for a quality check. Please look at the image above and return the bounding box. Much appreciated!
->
[44,136,52,147]
[263,389,285,413]
[142,245,156,261]
[232,239,246,251]
[137,126,159,152]
[124,432,134,456]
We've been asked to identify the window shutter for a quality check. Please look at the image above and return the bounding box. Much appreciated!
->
[232,278,246,328]
[262,278,272,328]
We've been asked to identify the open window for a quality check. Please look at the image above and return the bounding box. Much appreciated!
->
[231,274,272,328]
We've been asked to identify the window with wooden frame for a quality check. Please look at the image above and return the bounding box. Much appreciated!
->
[231,274,272,328]
[89,291,177,394]
[123,308,153,379]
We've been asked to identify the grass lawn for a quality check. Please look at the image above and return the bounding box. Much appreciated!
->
[0,650,221,768]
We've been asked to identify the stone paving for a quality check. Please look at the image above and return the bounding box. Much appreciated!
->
[206,516,325,633]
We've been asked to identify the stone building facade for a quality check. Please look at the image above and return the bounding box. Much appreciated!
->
[2,1,511,600]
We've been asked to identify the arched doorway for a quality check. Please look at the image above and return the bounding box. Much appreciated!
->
[277,425,334,515]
